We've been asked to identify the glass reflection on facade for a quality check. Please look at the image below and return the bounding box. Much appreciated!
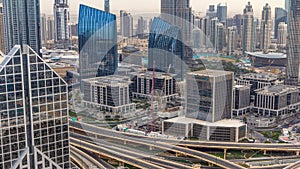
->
[148,17,184,79]
[78,5,118,88]
[0,45,70,168]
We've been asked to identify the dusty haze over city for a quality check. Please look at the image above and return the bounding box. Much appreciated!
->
[41,0,284,17]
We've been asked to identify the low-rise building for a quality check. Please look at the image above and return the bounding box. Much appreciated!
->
[254,85,300,117]
[82,75,136,114]
[162,117,247,142]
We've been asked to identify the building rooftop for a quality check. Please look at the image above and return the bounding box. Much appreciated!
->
[245,51,286,59]
[83,75,132,86]
[188,69,233,77]
[256,85,299,95]
[164,116,245,128]
[238,73,278,81]
[130,71,176,79]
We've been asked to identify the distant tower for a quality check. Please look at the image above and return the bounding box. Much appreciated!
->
[54,0,70,47]
[216,22,225,52]
[275,8,287,39]
[286,0,300,85]
[217,3,227,23]
[242,1,255,54]
[227,26,237,55]
[210,17,218,50]
[277,22,287,47]
[260,3,272,51]
[3,0,41,54]
[120,10,133,37]
[105,0,110,13]
[41,14,48,46]
[161,0,192,42]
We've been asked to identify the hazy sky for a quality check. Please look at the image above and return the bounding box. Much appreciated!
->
[41,0,284,18]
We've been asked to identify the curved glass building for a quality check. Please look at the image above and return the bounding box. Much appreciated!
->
[78,5,118,89]
[148,17,184,79]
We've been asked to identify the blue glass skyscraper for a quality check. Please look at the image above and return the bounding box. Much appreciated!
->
[3,0,41,54]
[148,17,184,79]
[78,5,118,88]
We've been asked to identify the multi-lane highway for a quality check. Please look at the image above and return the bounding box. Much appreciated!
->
[72,133,194,169]
[70,121,245,169]
[284,161,300,169]
[71,137,165,169]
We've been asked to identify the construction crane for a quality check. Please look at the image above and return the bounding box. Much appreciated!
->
[156,64,171,112]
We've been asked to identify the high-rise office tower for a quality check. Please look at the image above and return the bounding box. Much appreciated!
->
[0,45,70,168]
[227,26,237,55]
[54,0,70,46]
[148,17,184,79]
[233,14,243,35]
[275,8,287,39]
[193,28,201,49]
[41,14,48,46]
[0,3,4,53]
[242,2,255,54]
[47,17,55,41]
[186,70,234,122]
[3,0,41,54]
[137,16,147,39]
[206,5,217,19]
[210,18,218,50]
[120,10,133,37]
[216,22,225,52]
[277,22,288,46]
[78,5,118,88]
[260,3,272,51]
[161,0,192,42]
[217,3,227,23]
[286,0,300,85]
[104,0,110,12]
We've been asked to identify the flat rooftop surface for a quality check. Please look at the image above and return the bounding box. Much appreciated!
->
[164,116,245,127]
[245,51,286,59]
[188,69,233,77]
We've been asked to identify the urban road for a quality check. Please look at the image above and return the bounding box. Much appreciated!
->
[70,121,245,169]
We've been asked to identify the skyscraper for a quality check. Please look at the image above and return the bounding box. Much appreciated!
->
[277,22,288,47]
[148,17,184,79]
[216,22,225,52]
[286,0,300,85]
[260,3,272,51]
[0,45,70,168]
[41,14,48,46]
[275,8,287,39]
[0,3,4,53]
[3,0,41,54]
[161,0,192,42]
[120,10,133,37]
[206,5,217,19]
[210,18,218,50]
[242,2,255,54]
[137,16,147,39]
[47,17,55,41]
[227,26,237,55]
[78,5,118,88]
[104,0,110,12]
[217,3,227,23]
[54,0,70,46]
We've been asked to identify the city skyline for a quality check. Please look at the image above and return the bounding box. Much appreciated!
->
[41,0,284,17]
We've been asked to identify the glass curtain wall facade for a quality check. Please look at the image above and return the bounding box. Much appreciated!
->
[78,5,118,89]
[0,45,69,169]
[148,17,184,79]
[2,0,41,54]
[286,0,300,85]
